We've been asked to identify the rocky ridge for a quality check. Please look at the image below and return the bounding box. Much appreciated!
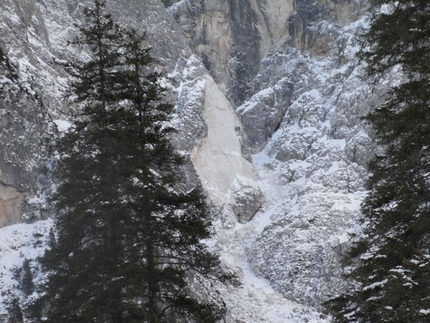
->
[0,0,260,227]
[169,0,379,309]
[0,0,398,322]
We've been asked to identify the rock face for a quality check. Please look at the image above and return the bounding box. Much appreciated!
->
[237,42,297,153]
[0,0,261,226]
[169,0,295,107]
[229,175,265,223]
[168,0,381,310]
[190,76,261,211]
[0,0,401,321]
[170,0,365,107]
[0,185,25,228]
[0,44,51,226]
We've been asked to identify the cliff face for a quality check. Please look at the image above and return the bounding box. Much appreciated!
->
[0,0,259,227]
[174,0,377,309]
[169,0,364,102]
[169,0,293,107]
[0,10,52,226]
[0,0,394,321]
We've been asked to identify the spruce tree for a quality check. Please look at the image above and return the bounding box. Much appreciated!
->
[19,259,34,297]
[326,1,430,322]
[39,1,234,322]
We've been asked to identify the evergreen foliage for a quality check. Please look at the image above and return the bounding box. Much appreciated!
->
[6,296,24,323]
[19,259,34,297]
[38,1,235,322]
[326,1,430,322]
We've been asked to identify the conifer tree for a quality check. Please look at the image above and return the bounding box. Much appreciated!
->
[19,259,34,297]
[326,1,430,322]
[39,1,235,322]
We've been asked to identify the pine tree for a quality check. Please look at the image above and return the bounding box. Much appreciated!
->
[20,259,34,297]
[6,296,24,323]
[38,1,235,322]
[326,1,430,322]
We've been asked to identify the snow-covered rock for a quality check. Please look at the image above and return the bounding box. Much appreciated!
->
[190,76,261,218]
[0,0,404,322]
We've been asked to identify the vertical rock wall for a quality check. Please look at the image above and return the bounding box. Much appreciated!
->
[169,0,271,106]
[0,185,25,228]
[170,0,365,107]
[0,0,263,226]
[170,0,374,309]
[0,43,51,227]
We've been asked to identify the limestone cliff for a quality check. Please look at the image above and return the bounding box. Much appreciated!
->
[0,36,52,227]
[0,0,260,228]
[0,0,396,322]
[169,0,364,106]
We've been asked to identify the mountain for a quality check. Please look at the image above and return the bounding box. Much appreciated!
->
[0,0,396,322]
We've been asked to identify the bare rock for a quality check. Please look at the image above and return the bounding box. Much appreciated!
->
[0,184,26,227]
[230,175,265,223]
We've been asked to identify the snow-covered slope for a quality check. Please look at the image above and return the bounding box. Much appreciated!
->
[0,0,395,322]
[0,220,52,319]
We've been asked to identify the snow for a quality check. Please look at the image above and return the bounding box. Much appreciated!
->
[53,119,72,132]
[166,0,186,14]
[214,204,330,323]
[0,0,380,322]
[0,219,53,314]
[363,279,388,291]
[237,87,275,115]
[207,6,375,317]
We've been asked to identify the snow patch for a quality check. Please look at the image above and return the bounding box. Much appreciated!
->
[53,119,72,132]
